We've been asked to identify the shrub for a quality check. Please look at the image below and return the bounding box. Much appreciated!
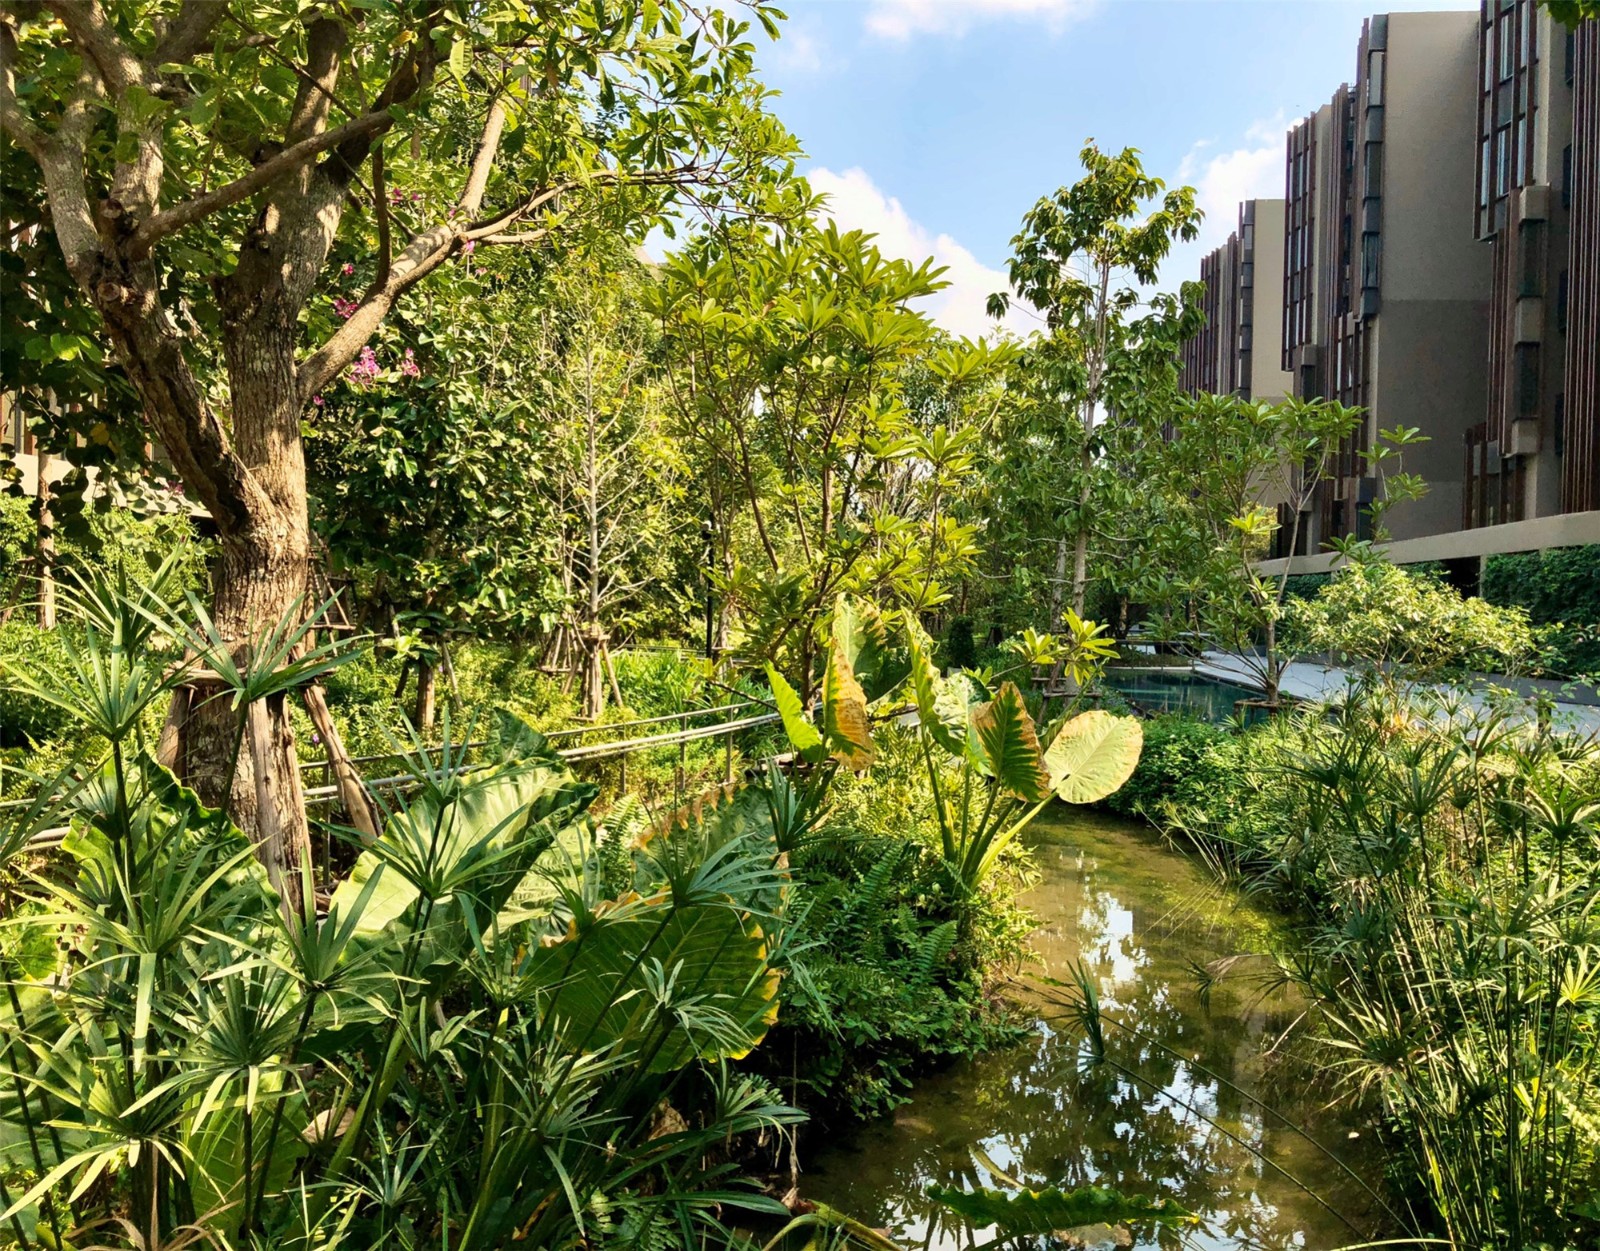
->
[754,726,1030,1125]
[1285,561,1537,678]
[1481,545,1600,679]
[0,621,74,749]
[1149,690,1600,1245]
[1105,714,1238,822]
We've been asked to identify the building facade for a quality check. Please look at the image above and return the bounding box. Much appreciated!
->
[1279,10,1493,549]
[1470,0,1600,527]
[1180,199,1294,403]
[1189,7,1600,571]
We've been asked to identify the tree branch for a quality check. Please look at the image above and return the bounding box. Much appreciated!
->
[0,20,45,160]
[128,108,391,258]
[148,0,228,67]
[43,0,142,96]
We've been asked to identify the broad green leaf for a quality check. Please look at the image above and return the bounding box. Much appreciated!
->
[971,682,1049,802]
[821,640,875,771]
[527,899,780,1072]
[831,595,908,702]
[766,662,825,764]
[927,1183,1194,1236]
[331,718,595,947]
[908,631,965,757]
[1043,711,1144,805]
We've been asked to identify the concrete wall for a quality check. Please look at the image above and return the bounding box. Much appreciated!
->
[1381,11,1491,304]
[1366,10,1491,542]
[1248,199,1294,402]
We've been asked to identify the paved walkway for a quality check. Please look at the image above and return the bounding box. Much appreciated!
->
[1192,651,1600,736]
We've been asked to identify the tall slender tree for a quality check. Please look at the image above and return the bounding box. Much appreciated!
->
[989,143,1202,623]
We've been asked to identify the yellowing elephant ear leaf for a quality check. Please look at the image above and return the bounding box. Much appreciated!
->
[1044,711,1143,805]
[971,681,1049,802]
[766,663,825,764]
[823,639,875,771]
[910,631,966,757]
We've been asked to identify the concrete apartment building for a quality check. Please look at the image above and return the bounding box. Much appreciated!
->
[1471,1,1600,527]
[1281,10,1492,550]
[1179,199,1294,403]
[1185,6,1600,573]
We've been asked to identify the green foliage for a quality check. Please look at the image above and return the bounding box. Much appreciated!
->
[0,622,73,750]
[0,585,801,1251]
[1286,561,1539,679]
[980,143,1205,633]
[653,220,1009,678]
[926,1182,1195,1238]
[1149,688,1600,1246]
[754,727,1031,1124]
[1481,545,1600,680]
[941,616,978,671]
[1103,715,1239,823]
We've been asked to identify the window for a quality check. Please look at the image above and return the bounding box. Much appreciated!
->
[1514,344,1540,417]
[1362,232,1381,289]
[1558,268,1569,334]
[1499,11,1514,80]
[1564,144,1574,209]
[1368,49,1385,104]
[1518,219,1544,297]
[1496,128,1511,196]
[1480,142,1493,209]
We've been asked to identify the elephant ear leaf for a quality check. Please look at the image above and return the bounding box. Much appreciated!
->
[822,639,875,771]
[766,663,825,764]
[909,631,966,757]
[1043,711,1143,805]
[971,682,1049,801]
[926,1184,1194,1237]
[833,594,908,701]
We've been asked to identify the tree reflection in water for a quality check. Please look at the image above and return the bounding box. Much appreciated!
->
[802,810,1389,1251]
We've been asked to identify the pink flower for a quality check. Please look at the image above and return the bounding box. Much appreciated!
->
[400,347,420,378]
[410,191,422,202]
[460,239,476,257]
[312,394,325,407]
[341,262,355,276]
[390,187,404,206]
[333,296,359,320]
[349,345,380,386]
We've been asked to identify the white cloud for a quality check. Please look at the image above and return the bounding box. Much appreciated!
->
[864,0,1094,41]
[809,166,1029,341]
[771,26,825,73]
[1162,114,1288,290]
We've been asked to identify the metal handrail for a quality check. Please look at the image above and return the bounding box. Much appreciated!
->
[10,705,782,849]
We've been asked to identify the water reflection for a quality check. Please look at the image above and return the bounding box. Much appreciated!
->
[803,811,1387,1250]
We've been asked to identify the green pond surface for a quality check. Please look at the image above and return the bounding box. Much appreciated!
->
[802,810,1389,1250]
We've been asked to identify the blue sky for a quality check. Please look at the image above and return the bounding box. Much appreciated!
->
[746,0,1477,337]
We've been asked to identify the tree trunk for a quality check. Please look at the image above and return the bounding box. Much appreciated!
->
[1264,617,1280,708]
[414,659,437,732]
[35,449,55,629]
[180,538,314,911]
[1071,442,1092,619]
[580,629,606,721]
[1047,534,1068,630]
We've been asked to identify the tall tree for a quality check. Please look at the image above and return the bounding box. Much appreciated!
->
[989,143,1202,624]
[0,0,792,890]
[655,218,1002,693]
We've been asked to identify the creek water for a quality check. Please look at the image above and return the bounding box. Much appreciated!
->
[803,809,1389,1251]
